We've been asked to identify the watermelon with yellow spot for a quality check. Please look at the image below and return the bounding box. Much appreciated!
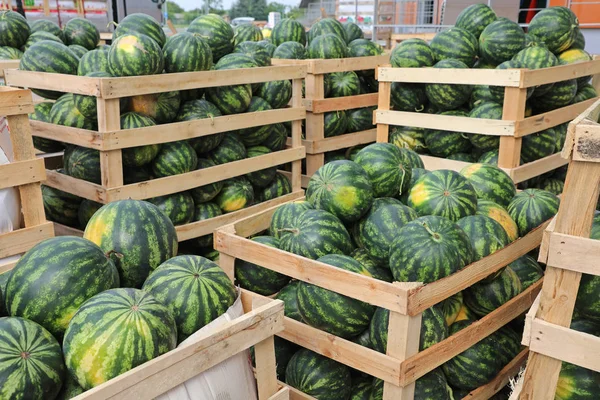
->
[476,199,519,241]
[215,176,254,213]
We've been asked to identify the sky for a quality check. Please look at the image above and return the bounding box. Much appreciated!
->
[175,0,300,11]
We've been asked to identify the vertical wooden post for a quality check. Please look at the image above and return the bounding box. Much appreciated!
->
[520,160,600,399]
[97,98,123,191]
[305,72,325,178]
[376,77,391,143]
[252,296,280,400]
[291,78,303,192]
[498,86,528,171]
[219,252,236,282]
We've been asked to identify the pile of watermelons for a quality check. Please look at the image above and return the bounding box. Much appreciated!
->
[0,199,241,398]
[387,5,597,196]
[234,143,570,399]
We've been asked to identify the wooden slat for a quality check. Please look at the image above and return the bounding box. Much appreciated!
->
[406,220,548,315]
[0,86,34,115]
[376,66,522,86]
[562,98,600,160]
[508,152,569,184]
[0,60,19,78]
[537,216,557,265]
[277,382,315,400]
[44,169,107,203]
[571,122,600,162]
[464,349,529,400]
[521,60,600,89]
[545,232,600,276]
[303,129,377,154]
[498,87,527,169]
[30,121,104,150]
[376,80,392,143]
[4,70,102,96]
[522,293,541,347]
[306,93,378,113]
[420,155,473,173]
[400,280,542,386]
[529,319,600,373]
[267,387,290,400]
[279,170,311,188]
[272,55,389,74]
[304,73,325,177]
[0,158,45,190]
[53,222,84,237]
[0,222,54,259]
[375,110,515,136]
[0,257,19,274]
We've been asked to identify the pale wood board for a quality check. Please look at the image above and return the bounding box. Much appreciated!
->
[276,381,316,400]
[545,232,600,276]
[498,87,527,169]
[521,293,541,347]
[0,222,54,259]
[376,66,522,87]
[521,60,600,89]
[563,98,600,159]
[376,80,392,143]
[0,158,45,190]
[44,170,107,203]
[272,55,389,75]
[0,86,34,115]
[307,93,378,113]
[308,129,377,154]
[5,70,102,96]
[97,99,123,188]
[508,153,569,184]
[267,387,291,400]
[30,121,104,150]
[53,222,84,237]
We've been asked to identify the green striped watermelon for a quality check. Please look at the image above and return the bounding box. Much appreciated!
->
[22,31,62,52]
[541,178,564,195]
[65,146,101,184]
[69,44,88,58]
[513,46,558,95]
[64,288,177,389]
[30,102,64,153]
[261,123,288,151]
[245,146,277,188]
[0,317,65,399]
[350,378,372,399]
[257,79,292,109]
[457,214,510,266]
[307,160,374,223]
[528,7,579,54]
[350,248,393,282]
[347,107,375,133]
[448,152,476,162]
[151,141,197,178]
[556,359,600,400]
[275,280,303,321]
[460,163,516,207]
[270,200,314,238]
[507,189,560,236]
[234,24,263,47]
[72,71,109,120]
[205,54,255,114]
[309,18,347,43]
[470,85,495,108]
[468,102,503,151]
[113,13,166,47]
[355,142,413,197]
[425,59,473,110]
[308,33,348,59]
[207,133,247,165]
[464,266,522,316]
[0,11,30,49]
[442,292,463,326]
[120,112,161,167]
[129,91,181,124]
[455,3,497,38]
[6,236,119,338]
[77,47,110,75]
[149,192,195,226]
[256,39,277,56]
[509,254,544,289]
[476,199,519,241]
[235,236,290,295]
[215,176,254,212]
[176,99,224,153]
[285,349,351,400]
[521,127,558,163]
[324,110,349,137]
[64,18,100,50]
[344,22,364,42]
[576,273,600,322]
[84,199,178,288]
[30,19,63,41]
[430,27,479,67]
[191,202,222,248]
[271,19,307,46]
[255,172,292,203]
[0,45,22,59]
[142,255,236,343]
[389,215,474,283]
[573,83,598,104]
[328,71,361,97]
[391,82,427,112]
[163,32,213,73]
[124,167,153,185]
[273,41,306,59]
[238,97,274,146]
[187,14,234,61]
[234,40,271,67]
[558,48,592,87]
[109,34,163,76]
[50,93,96,130]
[408,169,478,221]
[532,79,578,112]
[488,60,531,103]
[424,110,472,157]
[479,18,526,64]
[56,373,85,399]
[399,166,429,204]
[42,181,82,227]
[78,199,103,229]
[390,38,435,68]
[279,208,353,259]
[571,27,585,50]
[347,38,383,58]
[389,125,427,153]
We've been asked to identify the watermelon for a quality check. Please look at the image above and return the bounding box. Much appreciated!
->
[442,292,463,326]
[350,248,393,282]
[234,236,290,295]
[206,54,255,114]
[257,79,292,109]
[0,45,22,59]
[424,110,472,157]
[347,38,383,58]
[521,127,558,163]
[129,91,181,124]
[191,202,222,248]
[558,48,593,87]
[408,169,478,221]
[275,280,303,321]
[64,146,100,184]
[307,160,373,223]
[64,18,99,50]
[233,40,271,67]
[355,143,412,198]
[573,83,598,104]
[468,102,503,151]
[285,349,351,400]
[56,373,85,399]
[308,33,347,59]
[113,13,166,47]
[0,11,30,49]
[328,71,361,97]
[0,317,65,399]
[42,182,82,227]
[399,167,429,204]
[532,79,578,112]
[124,167,153,185]
[256,39,277,56]
[370,306,448,353]
[207,133,246,165]
[176,100,224,154]
[399,147,424,169]
[478,148,503,165]
[78,199,103,229]
[273,41,306,59]
[64,288,177,389]
[71,71,108,120]
[234,24,263,47]
[69,44,88,58]
[49,93,96,130]
[30,19,64,41]
[555,359,600,400]
[389,125,427,153]
[20,41,79,99]
[29,102,64,153]
[447,152,476,162]
[259,123,286,152]
[359,75,378,93]
[151,141,198,178]
[425,59,473,110]
[244,146,277,188]
[187,14,234,61]
[309,18,347,43]
[541,178,564,195]
[476,199,519,241]
[350,378,372,399]
[270,200,314,238]
[268,337,300,382]
[528,7,579,54]
[149,192,195,226]
[389,215,474,283]
[457,215,510,264]
[324,110,349,137]
[344,22,364,42]
[460,163,516,207]
[455,3,497,38]
[371,368,454,400]
[238,97,274,146]
[255,172,292,203]
[77,48,110,75]
[430,27,479,67]
[215,176,254,212]
[22,31,62,52]
[479,18,526,64]
[142,255,235,343]
[509,254,544,289]
[507,189,560,236]
[347,107,375,133]
[279,208,353,259]
[576,272,600,322]
[470,85,495,109]
[390,38,435,68]
[513,46,558,95]
[83,199,178,288]
[391,82,427,112]
[108,34,163,76]
[163,31,213,73]
[6,236,119,338]
[271,19,307,46]
[464,266,522,316]
[119,112,161,167]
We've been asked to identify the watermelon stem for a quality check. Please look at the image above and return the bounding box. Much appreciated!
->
[105,250,124,259]
[421,223,441,240]
[277,228,300,235]
[398,168,407,196]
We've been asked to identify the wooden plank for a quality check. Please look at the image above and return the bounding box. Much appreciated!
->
[546,232,600,276]
[0,222,54,259]
[53,222,84,237]
[272,55,389,75]
[307,93,378,113]
[572,123,600,162]
[99,66,307,99]
[0,87,34,115]
[498,87,528,169]
[420,155,473,173]
[562,98,600,159]
[97,99,123,188]
[521,60,600,89]
[376,80,392,143]
[227,198,287,238]
[290,78,303,193]
[254,332,279,399]
[376,66,522,86]
[268,387,290,400]
[528,319,600,373]
[0,60,19,78]
[375,109,515,136]
[522,293,541,347]
[215,231,411,314]
[74,302,284,400]
[30,121,103,150]
[279,170,310,189]
[400,280,542,386]
[391,33,436,42]
[305,73,325,177]
[277,382,315,400]
[0,258,19,274]
[0,158,45,190]
[106,148,305,202]
[464,349,529,400]
[508,152,569,184]
[44,170,107,203]
[4,70,102,96]
[407,220,548,315]
[308,129,377,154]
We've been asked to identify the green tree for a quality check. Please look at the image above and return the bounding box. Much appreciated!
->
[266,1,286,15]
[166,0,185,13]
[230,0,267,20]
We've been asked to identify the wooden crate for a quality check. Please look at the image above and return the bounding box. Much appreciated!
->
[511,98,600,399]
[0,59,19,79]
[375,59,600,184]
[390,32,437,46]
[272,55,389,186]
[0,86,54,274]
[4,65,307,242]
[214,198,548,400]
